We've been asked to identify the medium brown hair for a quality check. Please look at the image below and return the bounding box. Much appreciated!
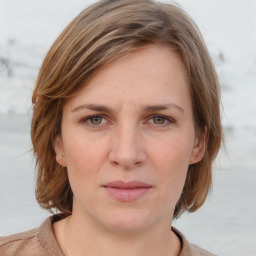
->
[31,0,222,218]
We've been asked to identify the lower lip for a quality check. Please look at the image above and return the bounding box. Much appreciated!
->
[103,187,152,202]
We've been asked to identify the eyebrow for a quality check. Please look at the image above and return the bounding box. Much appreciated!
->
[71,103,184,113]
[143,104,184,113]
[71,104,113,113]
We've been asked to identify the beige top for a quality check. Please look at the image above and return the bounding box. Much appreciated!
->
[0,214,216,256]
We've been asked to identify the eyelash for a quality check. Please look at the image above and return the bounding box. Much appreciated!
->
[148,115,175,126]
[82,115,108,128]
[81,114,175,128]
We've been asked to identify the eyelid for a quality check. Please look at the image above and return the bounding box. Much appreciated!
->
[81,114,109,127]
[146,114,175,125]
[80,114,175,128]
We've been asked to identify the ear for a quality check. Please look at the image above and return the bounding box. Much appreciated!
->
[189,126,207,164]
[53,135,67,167]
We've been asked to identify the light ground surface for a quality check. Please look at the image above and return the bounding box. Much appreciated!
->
[0,0,256,255]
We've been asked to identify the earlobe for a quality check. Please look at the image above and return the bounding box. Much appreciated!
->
[53,135,67,167]
[189,126,207,164]
[56,154,67,167]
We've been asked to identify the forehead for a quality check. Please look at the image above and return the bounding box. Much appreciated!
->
[65,44,190,112]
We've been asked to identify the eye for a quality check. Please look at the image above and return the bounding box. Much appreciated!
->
[82,115,107,127]
[89,116,103,125]
[152,116,166,124]
[148,115,174,126]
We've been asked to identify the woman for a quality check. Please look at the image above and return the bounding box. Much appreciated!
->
[0,0,222,255]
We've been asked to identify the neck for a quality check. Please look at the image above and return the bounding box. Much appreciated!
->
[63,213,180,256]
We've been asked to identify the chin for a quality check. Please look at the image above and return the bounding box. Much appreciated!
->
[100,208,157,234]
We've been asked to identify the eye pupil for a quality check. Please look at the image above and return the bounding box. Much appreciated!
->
[90,116,102,125]
[153,116,165,124]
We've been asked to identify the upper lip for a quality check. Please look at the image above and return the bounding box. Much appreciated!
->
[103,180,152,189]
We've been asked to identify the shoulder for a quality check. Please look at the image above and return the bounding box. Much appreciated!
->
[0,227,42,256]
[0,215,65,256]
[172,226,217,256]
[189,244,217,256]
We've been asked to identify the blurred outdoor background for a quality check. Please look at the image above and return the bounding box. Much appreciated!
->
[0,0,256,255]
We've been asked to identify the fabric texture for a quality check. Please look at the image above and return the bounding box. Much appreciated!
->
[0,214,216,256]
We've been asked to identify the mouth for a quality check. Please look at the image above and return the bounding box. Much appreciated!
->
[102,180,153,202]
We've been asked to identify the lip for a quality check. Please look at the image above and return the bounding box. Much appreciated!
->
[102,180,153,202]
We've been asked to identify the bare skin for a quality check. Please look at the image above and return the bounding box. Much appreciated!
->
[53,216,181,256]
[53,44,206,256]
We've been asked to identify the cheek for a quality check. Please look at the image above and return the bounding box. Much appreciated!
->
[151,135,193,195]
[63,130,107,167]
[154,134,193,170]
[63,139,107,204]
[62,133,109,192]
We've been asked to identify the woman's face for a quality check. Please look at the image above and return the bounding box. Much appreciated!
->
[55,44,205,234]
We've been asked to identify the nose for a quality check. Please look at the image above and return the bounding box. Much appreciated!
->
[108,123,146,169]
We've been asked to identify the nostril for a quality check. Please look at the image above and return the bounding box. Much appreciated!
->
[112,161,119,166]
[108,142,146,168]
